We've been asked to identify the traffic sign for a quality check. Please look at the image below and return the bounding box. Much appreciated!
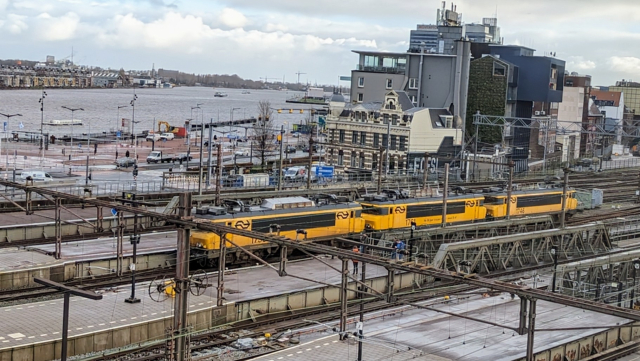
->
[315,165,334,178]
[116,131,121,138]
[111,208,118,216]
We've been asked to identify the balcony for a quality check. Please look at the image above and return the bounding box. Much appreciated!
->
[356,64,406,74]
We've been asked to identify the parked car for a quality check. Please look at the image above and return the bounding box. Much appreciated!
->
[173,153,193,162]
[160,132,175,141]
[285,145,296,153]
[115,157,136,168]
[146,133,161,142]
[234,149,249,157]
[20,170,53,182]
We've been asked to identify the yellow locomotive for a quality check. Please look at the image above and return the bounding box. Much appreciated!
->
[359,191,486,231]
[190,196,364,266]
[483,189,577,219]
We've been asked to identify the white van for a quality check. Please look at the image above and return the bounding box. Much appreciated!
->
[20,171,54,182]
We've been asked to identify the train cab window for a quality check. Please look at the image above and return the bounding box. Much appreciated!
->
[227,222,232,226]
[484,196,504,205]
[361,205,388,215]
[355,210,361,217]
[350,211,354,218]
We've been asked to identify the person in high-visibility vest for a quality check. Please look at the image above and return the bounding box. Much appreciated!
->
[352,246,360,274]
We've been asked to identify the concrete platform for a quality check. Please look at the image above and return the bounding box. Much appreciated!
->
[251,292,632,361]
[27,231,177,261]
[0,248,58,273]
[0,232,178,290]
[0,257,389,351]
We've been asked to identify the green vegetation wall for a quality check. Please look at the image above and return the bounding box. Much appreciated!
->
[465,57,507,144]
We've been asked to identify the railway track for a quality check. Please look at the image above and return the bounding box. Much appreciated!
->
[84,243,640,361]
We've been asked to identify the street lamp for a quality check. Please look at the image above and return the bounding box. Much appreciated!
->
[39,90,47,152]
[0,113,22,177]
[124,192,141,304]
[231,107,241,145]
[409,220,416,261]
[278,124,285,190]
[61,106,84,175]
[191,105,202,147]
[193,104,205,196]
[130,93,138,145]
[117,105,127,134]
[632,260,640,310]
[550,245,558,293]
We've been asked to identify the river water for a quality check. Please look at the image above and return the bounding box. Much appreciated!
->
[0,87,319,137]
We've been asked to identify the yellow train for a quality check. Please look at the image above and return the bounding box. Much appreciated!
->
[190,188,578,265]
[190,196,364,266]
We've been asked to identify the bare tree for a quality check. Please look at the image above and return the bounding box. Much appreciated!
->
[253,100,275,170]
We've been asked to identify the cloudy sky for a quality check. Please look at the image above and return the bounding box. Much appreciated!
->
[0,0,639,85]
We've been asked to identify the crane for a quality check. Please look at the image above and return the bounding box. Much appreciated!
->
[295,71,306,85]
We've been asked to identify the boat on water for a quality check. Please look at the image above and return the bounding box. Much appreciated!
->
[43,119,83,126]
[214,92,228,97]
[241,90,251,94]
[285,87,328,105]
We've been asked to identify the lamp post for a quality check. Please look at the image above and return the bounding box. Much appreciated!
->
[278,125,285,191]
[61,106,83,175]
[38,90,47,152]
[185,118,193,169]
[117,105,127,134]
[230,107,241,147]
[130,93,138,145]
[632,260,640,310]
[124,192,141,304]
[191,105,201,147]
[193,104,204,195]
[0,113,22,177]
[409,220,416,261]
[550,245,558,293]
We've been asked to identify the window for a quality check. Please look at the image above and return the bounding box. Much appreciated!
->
[338,150,344,165]
[382,134,389,149]
[386,78,393,89]
[358,77,364,87]
[398,161,404,170]
[373,133,380,147]
[409,78,418,89]
[357,93,364,102]
[399,136,406,151]
[339,129,345,143]
[372,154,378,170]
[350,151,357,167]
[390,135,397,150]
[392,114,398,125]
[550,102,559,110]
[330,129,335,142]
[493,62,506,76]
[359,152,365,168]
[352,131,358,144]
[360,131,366,145]
[410,95,417,105]
[383,114,389,124]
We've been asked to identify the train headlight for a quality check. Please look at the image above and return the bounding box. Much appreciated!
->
[196,242,203,248]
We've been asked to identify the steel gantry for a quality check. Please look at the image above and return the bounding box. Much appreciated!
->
[472,113,640,139]
[4,179,640,361]
[557,249,640,307]
[431,223,612,275]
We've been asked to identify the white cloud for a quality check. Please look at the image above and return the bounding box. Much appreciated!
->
[219,8,247,29]
[608,56,640,74]
[36,12,80,40]
[2,14,28,34]
[567,56,596,71]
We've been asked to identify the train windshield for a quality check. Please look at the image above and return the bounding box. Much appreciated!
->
[361,205,385,215]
